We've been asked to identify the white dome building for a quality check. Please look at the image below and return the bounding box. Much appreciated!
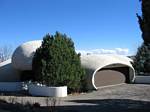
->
[1,40,135,90]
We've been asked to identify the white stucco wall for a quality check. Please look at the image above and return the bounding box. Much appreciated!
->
[0,59,20,82]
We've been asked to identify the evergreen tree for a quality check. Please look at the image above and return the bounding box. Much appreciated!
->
[134,0,150,74]
[137,0,150,44]
[32,32,86,93]
[32,34,54,83]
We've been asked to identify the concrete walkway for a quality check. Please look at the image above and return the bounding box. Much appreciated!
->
[57,84,150,112]
[1,84,150,112]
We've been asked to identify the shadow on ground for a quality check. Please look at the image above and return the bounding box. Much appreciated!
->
[0,99,150,112]
[58,99,150,112]
[0,92,29,97]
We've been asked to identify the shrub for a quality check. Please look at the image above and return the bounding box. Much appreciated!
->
[134,43,150,74]
[32,32,86,93]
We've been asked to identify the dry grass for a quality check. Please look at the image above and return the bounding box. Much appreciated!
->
[0,96,59,112]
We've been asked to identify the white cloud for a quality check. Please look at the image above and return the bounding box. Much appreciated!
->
[76,48,129,55]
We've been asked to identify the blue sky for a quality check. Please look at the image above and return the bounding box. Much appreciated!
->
[0,0,142,55]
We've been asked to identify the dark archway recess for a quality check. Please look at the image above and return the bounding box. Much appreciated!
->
[94,67,130,88]
[20,70,35,81]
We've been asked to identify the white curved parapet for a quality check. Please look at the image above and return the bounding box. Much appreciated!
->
[28,84,67,97]
[12,40,42,70]
[0,82,22,91]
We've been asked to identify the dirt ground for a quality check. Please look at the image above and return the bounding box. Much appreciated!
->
[0,84,150,112]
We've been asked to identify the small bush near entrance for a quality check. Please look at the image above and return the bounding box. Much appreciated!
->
[32,32,86,93]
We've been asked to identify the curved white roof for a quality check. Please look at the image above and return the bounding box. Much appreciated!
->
[81,54,133,70]
[81,54,135,89]
[12,40,42,70]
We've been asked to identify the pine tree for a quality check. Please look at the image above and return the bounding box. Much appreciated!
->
[134,0,150,74]
[32,32,86,93]
[32,34,54,83]
[137,0,150,44]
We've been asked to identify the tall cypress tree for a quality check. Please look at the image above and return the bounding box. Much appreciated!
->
[134,0,150,74]
[137,0,150,44]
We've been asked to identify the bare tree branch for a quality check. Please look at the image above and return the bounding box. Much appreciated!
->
[0,45,12,62]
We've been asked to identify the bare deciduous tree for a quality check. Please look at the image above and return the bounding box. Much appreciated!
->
[0,45,12,62]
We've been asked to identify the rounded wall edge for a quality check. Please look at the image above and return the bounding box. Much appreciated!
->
[129,66,135,83]
[28,84,67,97]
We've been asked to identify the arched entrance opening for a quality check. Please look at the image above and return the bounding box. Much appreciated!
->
[94,64,130,88]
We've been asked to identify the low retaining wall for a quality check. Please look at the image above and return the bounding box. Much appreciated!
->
[28,84,67,97]
[0,82,22,91]
[134,76,150,84]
